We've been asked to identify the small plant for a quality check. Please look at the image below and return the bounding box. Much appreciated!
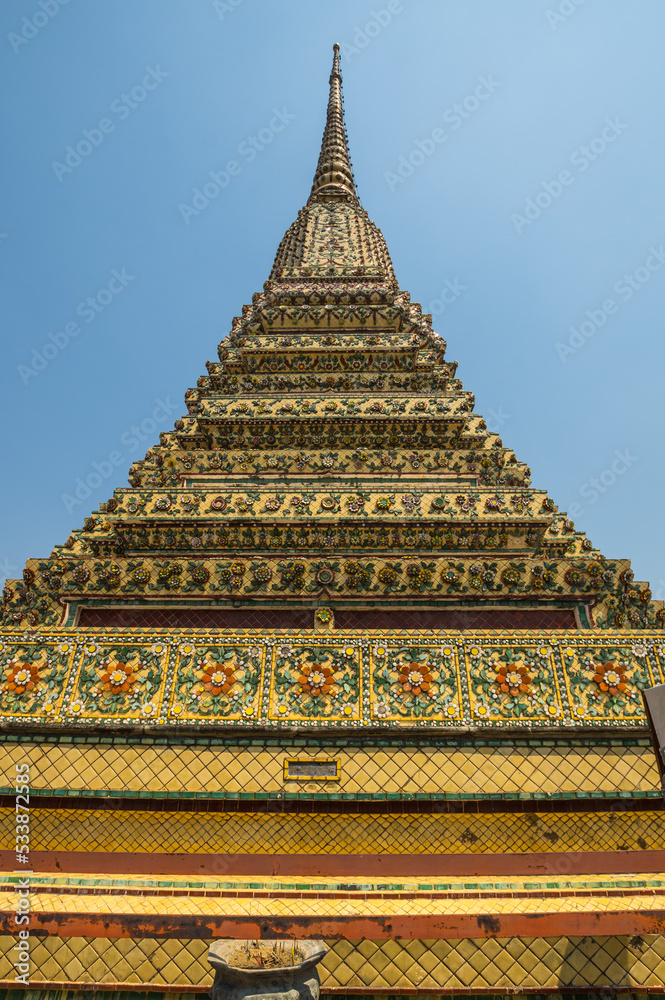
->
[227,941,304,969]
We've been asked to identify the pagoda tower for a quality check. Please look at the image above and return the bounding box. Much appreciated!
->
[1,44,665,999]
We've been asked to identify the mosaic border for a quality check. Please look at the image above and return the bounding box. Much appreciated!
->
[0,631,663,730]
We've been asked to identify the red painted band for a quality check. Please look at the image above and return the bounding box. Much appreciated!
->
[5,910,665,941]
[5,848,665,878]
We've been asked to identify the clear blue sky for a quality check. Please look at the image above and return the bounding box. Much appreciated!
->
[2,0,665,597]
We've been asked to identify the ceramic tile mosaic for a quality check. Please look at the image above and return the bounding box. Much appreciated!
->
[7,870,665,895]
[3,806,663,856]
[0,633,662,728]
[0,738,657,798]
[2,935,665,990]
[2,43,665,1000]
[9,887,663,920]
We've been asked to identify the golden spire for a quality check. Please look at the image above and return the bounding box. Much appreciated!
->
[308,43,358,204]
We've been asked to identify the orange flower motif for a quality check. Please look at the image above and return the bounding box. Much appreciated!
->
[593,663,627,695]
[399,662,432,695]
[496,664,530,696]
[299,663,333,696]
[101,662,135,694]
[202,665,234,695]
[6,661,38,694]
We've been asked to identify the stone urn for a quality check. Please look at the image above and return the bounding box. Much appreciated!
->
[208,939,328,1000]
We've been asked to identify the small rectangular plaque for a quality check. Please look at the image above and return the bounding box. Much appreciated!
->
[284,758,340,781]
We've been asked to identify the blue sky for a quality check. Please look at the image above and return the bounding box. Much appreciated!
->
[1,0,665,597]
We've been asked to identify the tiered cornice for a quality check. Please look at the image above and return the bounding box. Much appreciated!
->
[2,45,662,647]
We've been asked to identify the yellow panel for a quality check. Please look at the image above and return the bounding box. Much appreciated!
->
[2,887,658,920]
[0,740,657,796]
[2,806,662,856]
[2,935,664,990]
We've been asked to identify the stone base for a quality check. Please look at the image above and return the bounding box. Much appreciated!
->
[209,969,320,1000]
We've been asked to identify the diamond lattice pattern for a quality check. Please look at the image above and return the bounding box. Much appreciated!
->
[2,806,662,856]
[0,741,657,796]
[2,936,665,990]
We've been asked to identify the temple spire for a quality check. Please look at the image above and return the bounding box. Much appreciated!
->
[308,43,359,204]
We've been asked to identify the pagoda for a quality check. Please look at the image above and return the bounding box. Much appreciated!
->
[1,44,665,999]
